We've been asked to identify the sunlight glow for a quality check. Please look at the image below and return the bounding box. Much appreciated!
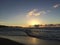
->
[27,19,41,25]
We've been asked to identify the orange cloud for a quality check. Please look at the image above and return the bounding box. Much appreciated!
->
[26,9,46,17]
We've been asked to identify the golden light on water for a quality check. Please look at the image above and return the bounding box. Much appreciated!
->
[29,38,37,43]
[32,38,37,43]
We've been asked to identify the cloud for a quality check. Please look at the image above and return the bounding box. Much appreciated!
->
[26,9,46,17]
[53,4,60,8]
[26,4,60,18]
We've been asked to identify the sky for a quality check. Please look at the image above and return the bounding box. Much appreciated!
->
[0,0,60,26]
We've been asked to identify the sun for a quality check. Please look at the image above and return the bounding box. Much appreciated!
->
[27,19,40,25]
[30,20,39,25]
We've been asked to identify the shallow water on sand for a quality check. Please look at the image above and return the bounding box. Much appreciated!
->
[0,36,60,45]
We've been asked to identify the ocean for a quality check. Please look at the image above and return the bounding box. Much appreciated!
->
[0,28,60,45]
[0,36,60,45]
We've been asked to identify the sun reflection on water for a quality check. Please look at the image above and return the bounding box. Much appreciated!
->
[31,38,37,43]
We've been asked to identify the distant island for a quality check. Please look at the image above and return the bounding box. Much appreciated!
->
[0,24,60,28]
